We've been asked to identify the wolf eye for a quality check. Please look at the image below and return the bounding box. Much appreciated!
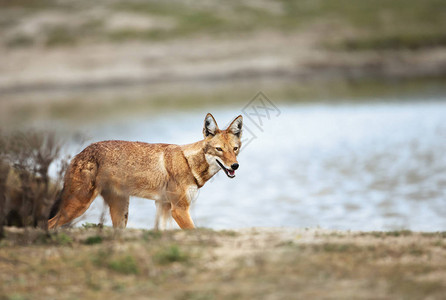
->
[216,147,223,151]
[233,147,239,151]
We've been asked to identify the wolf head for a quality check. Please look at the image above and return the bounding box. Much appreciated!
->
[203,113,243,178]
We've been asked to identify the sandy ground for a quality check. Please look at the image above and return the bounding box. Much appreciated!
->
[1,227,445,299]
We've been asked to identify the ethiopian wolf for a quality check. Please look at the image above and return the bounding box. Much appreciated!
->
[48,113,243,230]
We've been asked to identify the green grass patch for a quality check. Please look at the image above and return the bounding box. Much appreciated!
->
[142,230,162,241]
[30,232,73,246]
[358,230,414,238]
[51,232,73,246]
[219,230,239,237]
[44,26,78,47]
[154,244,189,265]
[5,34,35,48]
[421,231,446,238]
[317,243,361,253]
[108,255,139,275]
[180,291,215,300]
[339,33,446,51]
[82,222,103,229]
[0,0,55,9]
[84,235,103,245]
[6,294,28,300]
[108,2,228,42]
[385,230,413,237]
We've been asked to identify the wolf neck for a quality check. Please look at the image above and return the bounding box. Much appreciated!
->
[182,140,220,188]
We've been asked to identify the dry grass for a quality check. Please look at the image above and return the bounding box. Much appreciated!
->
[1,227,445,299]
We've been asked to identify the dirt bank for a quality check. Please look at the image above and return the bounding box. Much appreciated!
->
[2,32,446,96]
[2,0,446,98]
[1,227,445,299]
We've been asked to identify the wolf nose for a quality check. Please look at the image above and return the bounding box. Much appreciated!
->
[231,163,239,170]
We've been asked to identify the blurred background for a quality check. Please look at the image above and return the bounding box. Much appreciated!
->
[1,0,446,231]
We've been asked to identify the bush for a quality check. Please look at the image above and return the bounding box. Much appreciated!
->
[0,130,70,237]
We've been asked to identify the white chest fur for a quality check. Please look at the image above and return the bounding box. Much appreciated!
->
[185,185,199,204]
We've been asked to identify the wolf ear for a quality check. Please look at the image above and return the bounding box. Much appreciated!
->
[227,115,243,138]
[203,113,219,138]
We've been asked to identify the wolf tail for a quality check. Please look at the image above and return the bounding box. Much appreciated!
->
[49,187,64,220]
[48,146,100,229]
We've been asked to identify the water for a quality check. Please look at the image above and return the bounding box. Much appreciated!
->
[78,99,446,231]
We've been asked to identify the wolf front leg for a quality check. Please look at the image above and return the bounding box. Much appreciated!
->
[167,184,196,229]
[171,205,195,229]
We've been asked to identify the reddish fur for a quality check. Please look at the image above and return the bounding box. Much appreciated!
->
[48,114,243,230]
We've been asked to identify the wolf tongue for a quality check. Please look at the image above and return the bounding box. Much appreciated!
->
[228,170,235,175]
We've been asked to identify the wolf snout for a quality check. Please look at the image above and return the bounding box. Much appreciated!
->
[231,163,239,170]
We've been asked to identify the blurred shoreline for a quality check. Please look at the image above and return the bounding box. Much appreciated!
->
[2,32,446,96]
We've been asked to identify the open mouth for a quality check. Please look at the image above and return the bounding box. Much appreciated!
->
[216,159,236,178]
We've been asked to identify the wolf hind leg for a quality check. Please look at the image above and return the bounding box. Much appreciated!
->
[102,190,129,229]
[154,201,172,231]
[48,189,99,229]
